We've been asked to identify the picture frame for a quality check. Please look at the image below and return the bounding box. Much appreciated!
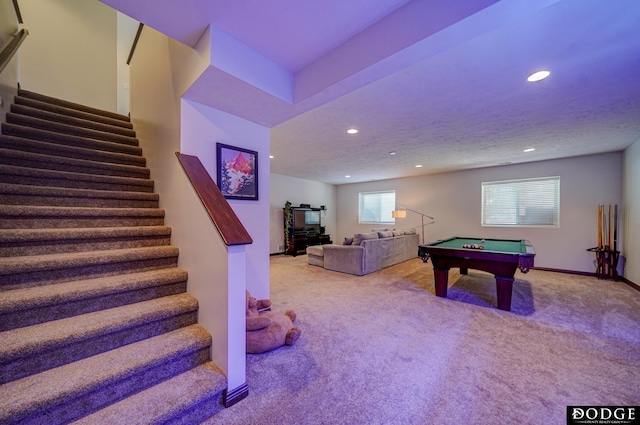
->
[216,143,259,200]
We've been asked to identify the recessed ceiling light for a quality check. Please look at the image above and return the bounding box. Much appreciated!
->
[527,70,550,82]
[415,164,423,168]
[389,151,396,155]
[345,175,351,178]
[523,148,535,152]
[269,155,274,159]
[347,128,358,134]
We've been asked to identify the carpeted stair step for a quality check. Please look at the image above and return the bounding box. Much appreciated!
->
[0,245,179,289]
[0,164,154,192]
[0,268,189,331]
[2,121,140,153]
[0,292,199,383]
[0,205,166,229]
[0,144,148,178]
[0,134,149,169]
[6,113,140,147]
[0,183,159,208]
[0,226,171,257]
[14,95,134,130]
[73,361,227,425]
[0,90,227,423]
[11,103,136,137]
[18,88,131,123]
[0,324,212,425]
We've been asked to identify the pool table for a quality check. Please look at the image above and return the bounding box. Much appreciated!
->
[418,237,535,311]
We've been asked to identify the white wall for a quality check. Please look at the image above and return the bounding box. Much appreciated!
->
[178,101,269,387]
[336,153,623,274]
[181,99,271,300]
[18,0,117,111]
[0,0,19,52]
[0,0,20,123]
[116,12,138,116]
[623,140,640,284]
[128,24,267,391]
[270,173,337,254]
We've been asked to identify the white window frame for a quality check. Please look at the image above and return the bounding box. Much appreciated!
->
[481,177,560,228]
[358,190,396,225]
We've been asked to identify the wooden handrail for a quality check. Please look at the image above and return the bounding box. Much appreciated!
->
[12,0,23,24]
[176,153,253,246]
[0,28,28,75]
[126,23,144,65]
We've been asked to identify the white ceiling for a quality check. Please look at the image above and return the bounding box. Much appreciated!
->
[101,0,640,185]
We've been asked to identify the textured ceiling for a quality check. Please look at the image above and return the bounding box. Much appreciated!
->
[101,0,640,184]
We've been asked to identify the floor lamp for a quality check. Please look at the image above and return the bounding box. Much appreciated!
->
[391,207,435,245]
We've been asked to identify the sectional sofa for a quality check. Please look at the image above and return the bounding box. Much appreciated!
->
[306,229,420,276]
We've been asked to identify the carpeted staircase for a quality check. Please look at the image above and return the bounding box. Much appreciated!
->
[0,90,227,424]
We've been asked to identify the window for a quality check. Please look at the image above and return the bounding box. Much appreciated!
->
[359,190,396,224]
[482,177,559,227]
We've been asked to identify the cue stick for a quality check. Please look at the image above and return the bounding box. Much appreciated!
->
[597,205,600,249]
[597,204,599,248]
[603,205,608,248]
[609,203,613,249]
[598,204,603,249]
[602,204,605,249]
[598,204,603,275]
[613,203,618,253]
[601,204,605,248]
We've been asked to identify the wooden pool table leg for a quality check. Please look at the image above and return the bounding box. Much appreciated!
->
[495,276,514,311]
[434,268,449,297]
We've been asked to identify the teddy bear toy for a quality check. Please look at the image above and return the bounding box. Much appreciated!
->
[246,290,301,354]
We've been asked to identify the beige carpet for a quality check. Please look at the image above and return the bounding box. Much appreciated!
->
[206,255,640,425]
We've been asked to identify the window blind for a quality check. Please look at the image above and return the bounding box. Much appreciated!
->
[359,190,396,224]
[481,177,560,227]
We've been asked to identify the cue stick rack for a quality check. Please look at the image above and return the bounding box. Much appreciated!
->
[587,203,620,280]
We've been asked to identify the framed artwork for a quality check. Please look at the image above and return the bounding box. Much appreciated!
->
[216,143,259,200]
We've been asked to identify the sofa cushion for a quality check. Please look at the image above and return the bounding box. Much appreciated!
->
[392,230,404,236]
[403,228,417,235]
[360,233,420,275]
[322,244,366,276]
[306,245,325,257]
[377,230,394,239]
[306,245,325,268]
[343,237,353,245]
[353,232,379,246]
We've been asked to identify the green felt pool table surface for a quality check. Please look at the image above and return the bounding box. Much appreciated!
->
[425,237,531,254]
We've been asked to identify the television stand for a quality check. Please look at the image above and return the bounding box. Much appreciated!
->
[286,233,332,256]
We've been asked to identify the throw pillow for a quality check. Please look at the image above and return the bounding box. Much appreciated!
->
[352,232,379,246]
[343,237,353,245]
[377,231,394,238]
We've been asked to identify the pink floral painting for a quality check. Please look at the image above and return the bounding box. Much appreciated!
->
[217,143,258,200]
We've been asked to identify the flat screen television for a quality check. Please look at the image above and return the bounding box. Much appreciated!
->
[293,209,321,234]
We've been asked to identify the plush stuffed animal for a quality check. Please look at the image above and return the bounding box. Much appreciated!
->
[246,291,301,354]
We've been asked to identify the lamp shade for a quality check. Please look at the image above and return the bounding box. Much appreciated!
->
[391,210,406,218]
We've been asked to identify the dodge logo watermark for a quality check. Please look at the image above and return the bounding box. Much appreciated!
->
[567,406,639,425]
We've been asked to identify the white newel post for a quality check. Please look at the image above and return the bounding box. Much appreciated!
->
[226,244,247,393]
